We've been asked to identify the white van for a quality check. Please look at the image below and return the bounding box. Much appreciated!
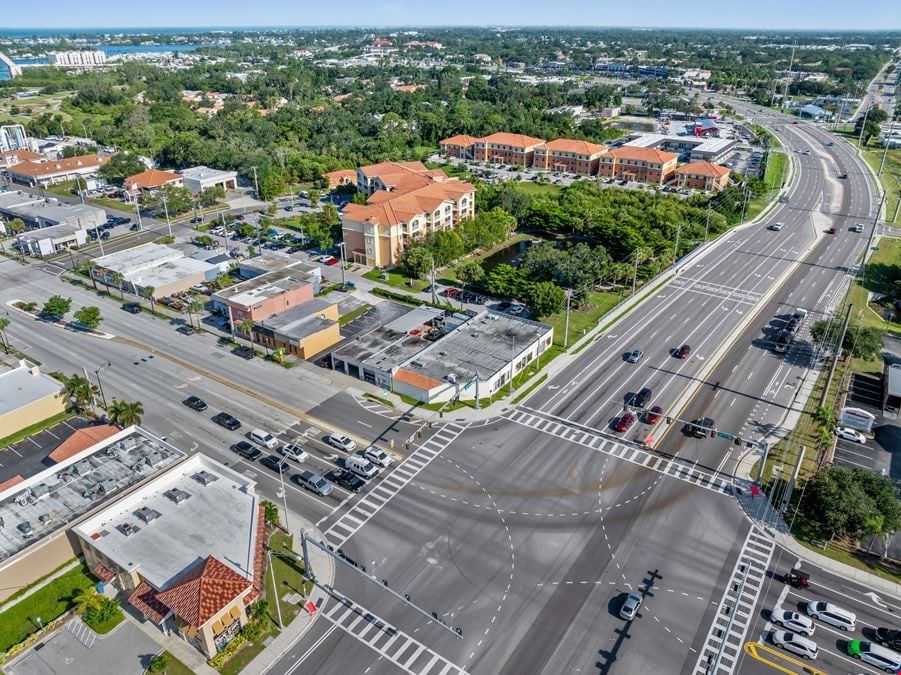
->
[805,601,855,631]
[250,428,279,449]
[345,455,380,479]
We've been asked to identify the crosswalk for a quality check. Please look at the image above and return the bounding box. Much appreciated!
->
[506,408,733,496]
[323,422,469,549]
[692,527,775,675]
[321,590,467,675]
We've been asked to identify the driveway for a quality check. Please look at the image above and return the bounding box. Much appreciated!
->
[6,618,160,675]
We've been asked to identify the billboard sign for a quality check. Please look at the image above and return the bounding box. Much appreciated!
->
[839,406,876,432]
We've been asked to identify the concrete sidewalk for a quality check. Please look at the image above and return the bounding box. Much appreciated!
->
[241,510,335,675]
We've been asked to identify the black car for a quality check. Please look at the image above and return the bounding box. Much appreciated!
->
[686,417,715,438]
[99,231,111,240]
[130,223,141,231]
[629,388,653,409]
[232,346,256,360]
[327,469,366,493]
[122,302,142,314]
[232,441,262,460]
[213,412,241,430]
[183,396,208,412]
[875,628,901,650]
[260,454,290,474]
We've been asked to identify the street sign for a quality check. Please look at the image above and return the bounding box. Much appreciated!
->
[871,246,879,251]
[716,431,735,440]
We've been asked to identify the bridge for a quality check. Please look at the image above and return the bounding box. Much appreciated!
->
[0,52,22,78]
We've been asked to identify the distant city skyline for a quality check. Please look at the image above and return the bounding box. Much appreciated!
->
[3,0,901,31]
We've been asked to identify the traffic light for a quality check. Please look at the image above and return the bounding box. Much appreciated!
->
[709,429,717,438]
[734,437,742,446]
[404,441,410,451]
[665,417,673,424]
[417,429,422,439]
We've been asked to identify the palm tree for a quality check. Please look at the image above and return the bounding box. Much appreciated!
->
[64,374,96,413]
[107,399,144,427]
[187,300,205,329]
[0,316,10,353]
[73,587,101,614]
[240,318,255,348]
[143,287,155,313]
[108,272,125,300]
[82,260,98,291]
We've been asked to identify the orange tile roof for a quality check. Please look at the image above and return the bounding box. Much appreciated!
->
[477,132,546,148]
[440,134,480,147]
[8,154,108,177]
[248,504,265,603]
[156,556,251,627]
[607,146,679,164]
[0,149,42,161]
[129,581,169,624]
[124,168,183,191]
[324,169,356,182]
[0,475,24,493]
[48,424,120,463]
[536,138,608,156]
[393,368,444,391]
[675,161,731,177]
[358,161,428,178]
[94,563,115,582]
[343,180,474,228]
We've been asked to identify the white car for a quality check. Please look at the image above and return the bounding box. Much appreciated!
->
[327,433,357,452]
[852,223,864,233]
[318,255,336,264]
[279,442,308,463]
[805,601,856,631]
[771,630,818,660]
[619,592,643,621]
[771,608,815,636]
[835,427,866,444]
[769,222,784,231]
[363,447,393,467]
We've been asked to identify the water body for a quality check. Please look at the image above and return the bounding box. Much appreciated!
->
[0,43,204,79]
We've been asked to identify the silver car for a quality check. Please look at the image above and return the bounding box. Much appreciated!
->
[327,433,357,452]
[626,348,643,363]
[771,630,818,660]
[619,592,643,621]
[771,608,815,636]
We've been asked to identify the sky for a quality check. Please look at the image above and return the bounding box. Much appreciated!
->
[3,0,900,31]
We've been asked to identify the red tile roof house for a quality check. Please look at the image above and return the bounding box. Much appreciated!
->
[123,168,184,202]
[532,139,608,175]
[674,161,731,191]
[73,454,266,659]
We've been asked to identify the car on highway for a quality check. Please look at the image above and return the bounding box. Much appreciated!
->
[770,631,818,660]
[122,302,142,314]
[769,222,784,231]
[130,223,141,231]
[686,417,715,438]
[644,406,663,424]
[327,433,357,452]
[613,412,636,433]
[326,469,366,493]
[826,226,836,234]
[232,346,256,360]
[875,628,901,651]
[770,609,815,636]
[99,230,111,239]
[835,427,866,443]
[847,640,901,671]
[260,454,290,474]
[675,344,691,359]
[805,601,855,631]
[363,447,393,467]
[292,470,333,496]
[232,441,262,461]
[619,592,643,621]
[280,442,308,463]
[629,388,653,409]
[250,428,279,449]
[852,223,865,233]
[182,395,208,412]
[838,173,848,179]
[175,325,195,335]
[626,348,643,363]
[213,412,241,431]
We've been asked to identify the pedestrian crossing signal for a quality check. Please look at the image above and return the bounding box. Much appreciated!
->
[709,429,717,438]
[733,437,742,446]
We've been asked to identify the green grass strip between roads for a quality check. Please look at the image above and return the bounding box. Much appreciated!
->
[0,409,75,450]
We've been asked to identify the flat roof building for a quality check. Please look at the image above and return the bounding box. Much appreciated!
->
[16,222,88,257]
[254,297,342,360]
[92,243,217,299]
[0,361,65,439]
[179,166,238,195]
[74,454,263,658]
[212,268,317,325]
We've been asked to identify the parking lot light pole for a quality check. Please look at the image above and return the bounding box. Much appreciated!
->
[160,193,173,238]
[338,242,347,287]
[267,549,284,630]
[276,467,290,534]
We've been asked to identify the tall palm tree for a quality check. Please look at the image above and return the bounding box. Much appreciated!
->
[82,260,98,291]
[73,587,101,614]
[240,318,255,348]
[108,399,144,427]
[143,287,155,312]
[0,316,10,353]
[187,300,205,329]
[108,272,125,300]
[64,374,96,413]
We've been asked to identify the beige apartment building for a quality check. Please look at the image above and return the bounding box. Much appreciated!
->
[532,138,608,175]
[342,162,475,268]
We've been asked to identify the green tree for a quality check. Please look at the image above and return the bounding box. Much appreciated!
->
[142,287,156,312]
[455,260,484,288]
[187,300,205,329]
[5,217,25,236]
[802,466,901,540]
[0,316,10,353]
[41,295,72,321]
[351,192,368,205]
[308,189,320,208]
[484,263,528,297]
[107,399,144,427]
[194,235,214,248]
[199,185,226,207]
[811,320,885,360]
[148,653,171,673]
[108,272,125,300]
[81,260,99,291]
[262,500,280,527]
[240,318,256,349]
[142,184,193,215]
[98,152,146,186]
[73,306,103,331]
[73,587,101,614]
[64,374,96,412]
[398,246,432,280]
[530,281,566,317]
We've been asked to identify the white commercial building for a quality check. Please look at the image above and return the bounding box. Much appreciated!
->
[16,222,87,257]
[92,243,217,299]
[180,166,238,195]
[48,50,107,67]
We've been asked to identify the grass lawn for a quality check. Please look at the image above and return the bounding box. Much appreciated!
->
[849,236,901,336]
[217,626,274,675]
[513,182,564,197]
[338,303,371,326]
[543,290,622,348]
[84,609,124,634]
[0,563,96,652]
[89,196,130,213]
[154,651,196,675]
[265,531,314,628]
[363,268,429,292]
[746,151,789,222]
[859,145,901,224]
[0,409,75,449]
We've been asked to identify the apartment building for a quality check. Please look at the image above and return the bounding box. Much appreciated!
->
[533,139,608,175]
[597,146,679,185]
[438,134,480,160]
[342,162,475,268]
[674,162,731,191]
[472,132,546,166]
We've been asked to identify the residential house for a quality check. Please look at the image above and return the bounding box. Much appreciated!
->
[674,162,731,192]
[532,139,608,175]
[124,169,184,201]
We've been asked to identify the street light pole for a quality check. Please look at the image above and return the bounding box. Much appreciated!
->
[161,193,173,238]
[509,335,516,396]
[251,166,260,199]
[95,361,111,410]
[277,466,290,534]
[267,549,284,630]
[563,288,572,348]
[878,118,896,176]
[133,199,143,229]
[338,242,347,287]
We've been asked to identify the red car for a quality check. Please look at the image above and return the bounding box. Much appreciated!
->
[326,257,340,265]
[675,344,691,359]
[235,215,245,220]
[614,412,636,433]
[445,288,461,298]
[645,406,663,424]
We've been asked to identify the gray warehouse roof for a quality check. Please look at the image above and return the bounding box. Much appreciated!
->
[0,362,64,417]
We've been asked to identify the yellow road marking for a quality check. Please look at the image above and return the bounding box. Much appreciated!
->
[744,641,827,675]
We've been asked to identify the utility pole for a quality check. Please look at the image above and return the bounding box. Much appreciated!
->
[857,106,871,148]
[160,192,173,238]
[673,222,681,262]
[133,199,143,229]
[782,41,796,108]
[878,118,896,176]
[251,166,260,199]
[430,255,437,305]
[862,189,887,288]
[338,242,347,287]
[704,201,712,241]
[740,186,750,222]
[267,549,284,630]
[509,335,516,396]
[631,249,641,296]
[563,289,573,348]
[820,303,853,407]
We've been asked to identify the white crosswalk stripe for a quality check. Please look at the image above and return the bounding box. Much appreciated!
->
[506,408,733,496]
[693,527,775,674]
[321,591,467,674]
[323,422,469,549]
